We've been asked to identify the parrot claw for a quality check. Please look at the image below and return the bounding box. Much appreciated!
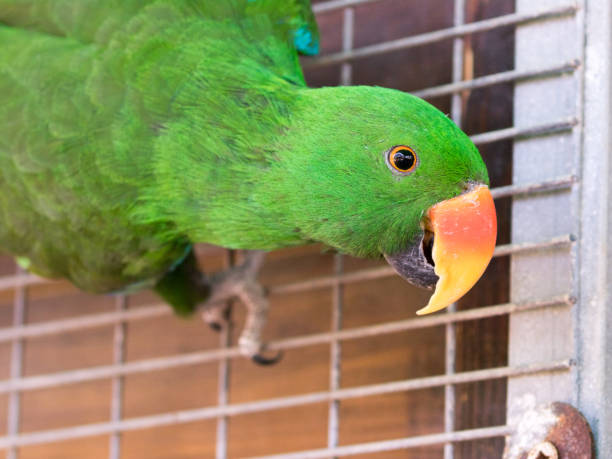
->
[201,301,230,331]
[199,251,278,365]
[251,349,283,366]
[237,313,283,365]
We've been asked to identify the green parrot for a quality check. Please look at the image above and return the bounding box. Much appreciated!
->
[0,0,496,362]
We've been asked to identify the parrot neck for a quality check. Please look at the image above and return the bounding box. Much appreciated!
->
[143,78,318,251]
[126,16,354,252]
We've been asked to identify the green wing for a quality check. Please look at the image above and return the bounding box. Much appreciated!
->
[0,0,319,53]
[0,24,189,292]
[0,1,148,44]
[0,0,314,292]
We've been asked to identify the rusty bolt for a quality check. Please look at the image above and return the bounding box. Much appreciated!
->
[527,441,559,459]
[507,402,593,459]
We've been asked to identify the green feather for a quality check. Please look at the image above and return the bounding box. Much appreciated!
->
[0,0,487,309]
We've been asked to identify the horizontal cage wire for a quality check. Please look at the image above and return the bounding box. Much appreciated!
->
[0,0,584,457]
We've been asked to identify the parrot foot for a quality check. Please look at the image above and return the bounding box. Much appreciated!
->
[199,251,282,365]
[201,301,230,331]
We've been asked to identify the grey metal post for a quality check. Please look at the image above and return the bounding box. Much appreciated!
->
[510,0,612,456]
[507,0,582,452]
[576,0,612,456]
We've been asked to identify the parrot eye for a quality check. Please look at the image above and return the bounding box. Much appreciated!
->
[386,145,418,174]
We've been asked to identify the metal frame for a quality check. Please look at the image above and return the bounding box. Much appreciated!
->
[506,0,583,456]
[0,0,605,457]
[576,0,612,455]
[508,0,610,457]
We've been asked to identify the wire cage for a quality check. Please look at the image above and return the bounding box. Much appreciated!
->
[0,0,609,458]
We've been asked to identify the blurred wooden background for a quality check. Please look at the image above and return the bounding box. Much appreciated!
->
[0,0,514,457]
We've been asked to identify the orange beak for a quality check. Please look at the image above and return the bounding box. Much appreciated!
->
[416,184,497,315]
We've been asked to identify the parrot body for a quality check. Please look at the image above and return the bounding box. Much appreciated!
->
[0,0,494,327]
[0,0,320,297]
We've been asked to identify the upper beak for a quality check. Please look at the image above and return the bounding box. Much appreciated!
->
[384,184,497,315]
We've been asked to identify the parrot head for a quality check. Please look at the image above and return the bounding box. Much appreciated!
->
[277,85,497,313]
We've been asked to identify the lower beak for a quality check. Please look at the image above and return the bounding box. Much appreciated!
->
[385,184,497,315]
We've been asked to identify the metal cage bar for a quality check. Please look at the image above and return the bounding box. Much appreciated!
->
[327,253,344,454]
[215,251,235,459]
[6,266,26,459]
[109,296,127,459]
[0,295,574,397]
[444,1,466,457]
[0,361,571,450]
[327,8,354,455]
[312,0,380,14]
[246,425,515,459]
[304,4,577,69]
[412,60,578,99]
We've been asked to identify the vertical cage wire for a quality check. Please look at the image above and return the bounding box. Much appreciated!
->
[444,304,457,459]
[327,6,354,455]
[216,250,235,459]
[6,266,26,459]
[109,295,127,459]
[339,7,354,87]
[327,253,343,454]
[444,1,466,457]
